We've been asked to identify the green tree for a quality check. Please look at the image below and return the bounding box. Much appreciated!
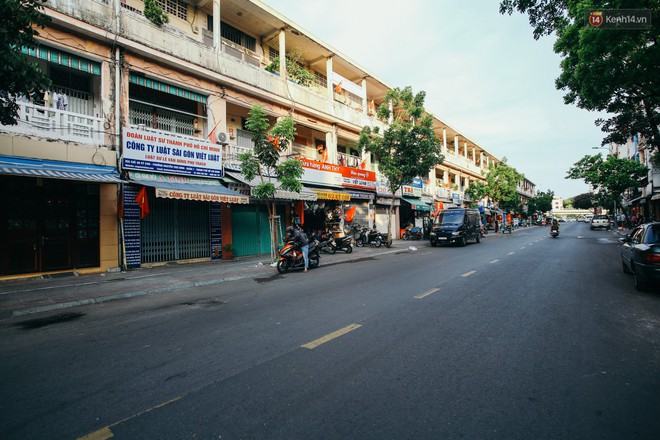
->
[358,86,443,246]
[566,153,648,211]
[0,0,51,125]
[563,197,574,209]
[500,0,660,161]
[464,180,489,207]
[527,189,554,215]
[238,105,303,260]
[573,192,595,210]
[483,159,525,212]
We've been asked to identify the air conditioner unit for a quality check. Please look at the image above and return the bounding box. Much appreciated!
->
[216,131,230,145]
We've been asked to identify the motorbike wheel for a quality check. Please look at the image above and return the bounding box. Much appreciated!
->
[373,236,382,248]
[276,259,289,274]
[345,244,353,254]
[309,253,320,269]
[356,238,364,247]
[403,232,410,240]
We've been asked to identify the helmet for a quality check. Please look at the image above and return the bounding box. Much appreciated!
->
[285,226,294,234]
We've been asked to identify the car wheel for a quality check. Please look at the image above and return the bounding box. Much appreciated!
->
[476,233,481,243]
[633,268,648,291]
[460,235,467,247]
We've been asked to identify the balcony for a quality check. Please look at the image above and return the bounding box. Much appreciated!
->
[3,101,105,145]
[443,151,484,175]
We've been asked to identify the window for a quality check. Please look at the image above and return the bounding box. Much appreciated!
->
[157,0,187,20]
[221,21,256,51]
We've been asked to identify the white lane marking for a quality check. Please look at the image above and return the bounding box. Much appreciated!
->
[414,288,439,299]
[490,259,499,264]
[462,270,476,277]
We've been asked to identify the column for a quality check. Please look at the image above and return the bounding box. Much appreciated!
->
[279,29,286,78]
[326,126,337,164]
[326,56,334,108]
[213,0,221,50]
[442,128,447,154]
[361,78,368,114]
[454,135,459,154]
[463,142,468,159]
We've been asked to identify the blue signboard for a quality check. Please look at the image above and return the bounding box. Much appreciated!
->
[123,185,142,268]
[210,202,222,260]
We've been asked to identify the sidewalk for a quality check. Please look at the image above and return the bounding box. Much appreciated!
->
[0,244,403,319]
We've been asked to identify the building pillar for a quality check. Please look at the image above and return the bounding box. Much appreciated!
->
[361,78,368,114]
[279,29,287,78]
[213,0,221,50]
[442,128,447,154]
[326,56,334,108]
[454,135,459,154]
[463,142,468,159]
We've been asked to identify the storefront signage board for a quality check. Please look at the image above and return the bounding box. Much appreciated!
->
[122,127,222,178]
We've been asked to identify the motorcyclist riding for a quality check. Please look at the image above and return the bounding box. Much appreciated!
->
[550,218,559,235]
[285,226,309,272]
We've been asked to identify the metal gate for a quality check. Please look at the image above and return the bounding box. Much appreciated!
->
[141,193,210,263]
[231,204,285,257]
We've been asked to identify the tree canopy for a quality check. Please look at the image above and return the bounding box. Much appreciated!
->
[484,159,525,212]
[566,153,648,209]
[358,86,443,245]
[527,189,554,214]
[500,0,660,161]
[572,192,595,210]
[0,0,51,125]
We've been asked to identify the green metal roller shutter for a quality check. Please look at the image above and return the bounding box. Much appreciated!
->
[231,204,286,257]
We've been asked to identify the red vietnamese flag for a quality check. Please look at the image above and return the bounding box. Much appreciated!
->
[135,187,150,219]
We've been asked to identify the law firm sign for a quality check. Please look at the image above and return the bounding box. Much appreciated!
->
[122,127,222,178]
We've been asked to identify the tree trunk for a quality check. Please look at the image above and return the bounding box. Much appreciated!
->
[386,196,395,248]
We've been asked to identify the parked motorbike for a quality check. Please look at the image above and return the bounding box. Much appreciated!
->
[334,235,354,253]
[403,225,423,241]
[276,239,320,273]
[356,227,384,248]
[501,223,513,234]
[314,230,337,254]
[550,227,559,238]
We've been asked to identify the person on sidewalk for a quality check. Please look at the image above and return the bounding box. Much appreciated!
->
[285,226,309,272]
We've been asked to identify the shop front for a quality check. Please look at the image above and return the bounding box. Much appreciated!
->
[299,157,376,236]
[0,156,123,277]
[223,171,318,257]
[121,127,248,266]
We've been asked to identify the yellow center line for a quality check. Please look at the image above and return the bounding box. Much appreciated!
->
[461,270,476,277]
[301,324,362,349]
[414,288,439,299]
[77,397,182,440]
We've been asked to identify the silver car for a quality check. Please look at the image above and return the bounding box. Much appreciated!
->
[620,222,660,291]
[590,214,610,230]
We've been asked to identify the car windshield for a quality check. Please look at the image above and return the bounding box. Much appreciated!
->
[645,225,660,244]
[594,215,608,220]
[436,210,464,225]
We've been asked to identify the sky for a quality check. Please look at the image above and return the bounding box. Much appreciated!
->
[262,0,607,199]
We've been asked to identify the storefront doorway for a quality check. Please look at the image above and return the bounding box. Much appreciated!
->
[1,176,100,275]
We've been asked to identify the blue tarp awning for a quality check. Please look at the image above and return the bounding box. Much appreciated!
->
[0,156,123,183]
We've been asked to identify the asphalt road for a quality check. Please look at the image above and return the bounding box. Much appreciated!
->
[1,223,659,439]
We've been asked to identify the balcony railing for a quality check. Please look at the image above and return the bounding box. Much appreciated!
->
[3,101,105,145]
[337,152,362,168]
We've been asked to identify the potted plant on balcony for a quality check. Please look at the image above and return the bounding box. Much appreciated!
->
[265,48,314,87]
[222,243,234,260]
[144,0,169,26]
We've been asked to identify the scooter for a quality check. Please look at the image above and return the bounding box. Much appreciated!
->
[276,239,320,273]
[315,230,337,254]
[403,226,423,240]
[334,235,354,253]
[550,227,559,238]
[355,227,383,248]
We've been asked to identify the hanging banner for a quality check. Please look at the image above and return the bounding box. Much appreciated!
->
[122,127,223,178]
[299,157,343,187]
